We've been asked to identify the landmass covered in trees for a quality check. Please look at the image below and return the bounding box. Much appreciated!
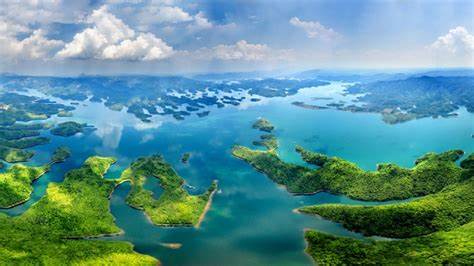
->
[123,155,217,226]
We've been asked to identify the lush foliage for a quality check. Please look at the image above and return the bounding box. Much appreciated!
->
[50,121,94,137]
[0,156,157,265]
[124,155,217,226]
[0,146,34,163]
[0,147,70,208]
[0,136,49,149]
[233,143,467,200]
[252,118,275,132]
[300,176,474,238]
[305,221,474,265]
[344,76,474,124]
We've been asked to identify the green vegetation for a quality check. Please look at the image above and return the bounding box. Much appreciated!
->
[0,136,49,149]
[0,164,48,208]
[252,118,274,132]
[343,76,474,124]
[181,152,191,164]
[0,129,40,140]
[0,156,157,265]
[233,143,467,200]
[123,155,217,226]
[300,176,474,238]
[305,221,474,265]
[50,121,95,137]
[299,152,474,264]
[0,93,73,126]
[253,134,278,151]
[0,146,34,163]
[0,147,70,208]
[51,146,71,163]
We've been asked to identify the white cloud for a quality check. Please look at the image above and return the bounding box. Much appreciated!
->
[429,26,474,56]
[0,29,63,60]
[153,6,193,23]
[187,11,213,32]
[57,5,173,61]
[0,0,89,26]
[192,40,293,61]
[289,17,341,41]
[102,33,173,60]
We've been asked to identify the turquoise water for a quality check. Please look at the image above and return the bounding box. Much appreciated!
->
[1,82,473,265]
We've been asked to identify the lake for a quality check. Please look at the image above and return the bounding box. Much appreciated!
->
[2,82,473,265]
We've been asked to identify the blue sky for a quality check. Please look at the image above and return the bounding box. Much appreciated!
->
[0,0,472,75]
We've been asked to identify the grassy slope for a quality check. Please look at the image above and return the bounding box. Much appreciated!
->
[124,155,217,226]
[232,145,466,201]
[0,147,71,208]
[0,156,157,265]
[305,221,474,265]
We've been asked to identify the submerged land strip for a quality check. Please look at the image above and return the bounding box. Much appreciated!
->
[232,119,474,264]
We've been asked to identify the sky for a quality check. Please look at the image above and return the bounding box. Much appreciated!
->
[0,0,473,75]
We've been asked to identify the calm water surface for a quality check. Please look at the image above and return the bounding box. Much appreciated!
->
[2,82,473,265]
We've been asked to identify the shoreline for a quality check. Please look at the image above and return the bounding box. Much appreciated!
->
[195,180,218,229]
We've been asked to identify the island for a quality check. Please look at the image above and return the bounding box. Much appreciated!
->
[252,134,278,151]
[181,152,191,164]
[233,143,467,200]
[50,121,95,137]
[252,118,274,132]
[0,146,34,163]
[302,156,474,264]
[340,76,474,124]
[122,155,218,226]
[291,101,329,110]
[0,156,157,265]
[0,146,71,208]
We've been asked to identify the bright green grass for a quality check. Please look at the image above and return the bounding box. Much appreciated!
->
[0,156,157,265]
[124,154,217,226]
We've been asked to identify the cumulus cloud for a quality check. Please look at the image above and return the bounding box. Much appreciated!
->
[0,29,64,60]
[429,26,474,56]
[57,5,173,61]
[187,11,213,32]
[0,0,89,26]
[289,17,341,41]
[192,40,293,61]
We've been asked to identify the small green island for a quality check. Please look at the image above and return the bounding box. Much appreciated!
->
[0,156,157,265]
[181,152,191,164]
[0,146,71,208]
[50,121,95,137]
[252,118,275,132]
[122,155,217,227]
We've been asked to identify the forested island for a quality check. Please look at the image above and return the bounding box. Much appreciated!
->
[233,121,473,264]
[1,75,328,122]
[0,147,70,208]
[303,157,473,264]
[0,156,157,265]
[50,121,96,137]
[122,155,217,226]
[342,76,474,124]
